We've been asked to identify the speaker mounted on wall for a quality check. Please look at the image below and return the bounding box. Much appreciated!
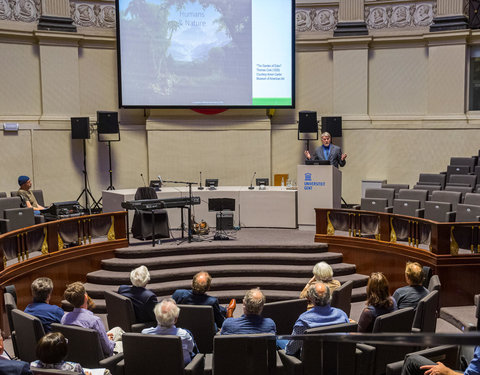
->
[321,116,342,137]
[97,111,119,134]
[71,117,90,139]
[298,111,318,133]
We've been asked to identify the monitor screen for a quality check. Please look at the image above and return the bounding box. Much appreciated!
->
[305,160,331,166]
[115,0,295,108]
[205,178,219,187]
[256,178,269,186]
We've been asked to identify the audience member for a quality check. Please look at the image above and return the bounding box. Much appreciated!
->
[220,288,276,335]
[393,262,429,310]
[172,271,235,329]
[0,331,31,375]
[401,345,480,375]
[24,277,64,333]
[300,261,341,309]
[118,265,157,323]
[358,272,397,333]
[30,332,89,374]
[17,176,45,214]
[141,298,195,365]
[61,282,123,357]
[285,283,349,356]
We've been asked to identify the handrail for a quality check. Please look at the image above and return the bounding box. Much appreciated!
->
[0,211,127,271]
[315,208,480,255]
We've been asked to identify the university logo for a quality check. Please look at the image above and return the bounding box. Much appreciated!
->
[304,173,312,181]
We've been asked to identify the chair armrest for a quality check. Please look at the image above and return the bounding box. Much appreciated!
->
[385,206,393,213]
[416,208,425,218]
[446,211,456,222]
[277,349,302,375]
[352,204,360,210]
[204,353,213,375]
[99,352,124,374]
[34,215,45,224]
[115,359,125,375]
[386,359,404,375]
[185,353,204,375]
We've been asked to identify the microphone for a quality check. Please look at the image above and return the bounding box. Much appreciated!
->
[248,172,256,190]
[198,171,204,190]
[157,175,163,191]
[140,173,146,187]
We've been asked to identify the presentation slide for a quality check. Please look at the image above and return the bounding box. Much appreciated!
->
[116,0,294,107]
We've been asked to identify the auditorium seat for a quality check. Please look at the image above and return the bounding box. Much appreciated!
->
[10,189,45,207]
[447,174,477,188]
[119,333,204,375]
[412,290,439,333]
[464,193,480,206]
[450,156,476,171]
[331,280,353,317]
[424,201,455,222]
[413,184,441,199]
[455,204,480,222]
[417,173,446,189]
[381,183,409,198]
[176,304,216,353]
[431,191,462,211]
[0,196,33,233]
[428,275,441,292]
[446,165,471,180]
[397,189,428,208]
[392,199,423,217]
[11,309,45,363]
[444,185,473,202]
[356,188,395,212]
[262,298,308,335]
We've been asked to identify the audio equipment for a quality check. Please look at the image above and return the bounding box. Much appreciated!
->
[97,111,119,134]
[298,111,318,133]
[321,116,342,137]
[71,117,90,139]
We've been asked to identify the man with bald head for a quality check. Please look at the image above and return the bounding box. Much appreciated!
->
[285,283,349,356]
[220,288,276,335]
[172,271,235,329]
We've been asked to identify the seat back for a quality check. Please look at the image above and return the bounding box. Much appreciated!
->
[262,299,308,335]
[448,174,477,187]
[176,304,216,353]
[365,188,395,206]
[331,280,353,317]
[32,190,45,207]
[361,197,388,213]
[450,157,476,170]
[104,291,137,332]
[134,187,157,200]
[447,165,471,180]
[413,184,441,199]
[381,184,409,198]
[397,189,428,208]
[431,190,462,210]
[122,333,184,375]
[303,322,358,375]
[456,204,480,222]
[393,199,421,217]
[0,197,22,215]
[11,309,45,363]
[464,193,480,206]
[50,323,105,368]
[412,290,439,332]
[418,173,446,189]
[428,275,441,292]
[3,208,35,231]
[212,334,276,375]
[424,201,453,222]
[444,185,473,201]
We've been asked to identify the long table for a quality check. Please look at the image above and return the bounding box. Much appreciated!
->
[102,186,298,229]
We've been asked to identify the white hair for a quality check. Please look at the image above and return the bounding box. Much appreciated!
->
[312,261,334,282]
[154,298,180,328]
[130,265,150,287]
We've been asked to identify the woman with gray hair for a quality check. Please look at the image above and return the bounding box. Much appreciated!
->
[300,261,341,309]
[118,265,158,323]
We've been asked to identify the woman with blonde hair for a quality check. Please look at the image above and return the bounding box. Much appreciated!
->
[358,272,397,332]
[300,261,341,309]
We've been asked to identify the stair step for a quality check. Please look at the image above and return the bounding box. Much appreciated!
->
[101,252,344,271]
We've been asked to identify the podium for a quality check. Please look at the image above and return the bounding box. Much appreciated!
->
[297,164,342,226]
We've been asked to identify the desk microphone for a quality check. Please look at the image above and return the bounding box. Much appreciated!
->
[157,175,163,191]
[140,173,146,187]
[198,171,204,190]
[248,172,256,190]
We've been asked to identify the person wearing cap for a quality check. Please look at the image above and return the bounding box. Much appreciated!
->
[17,175,45,213]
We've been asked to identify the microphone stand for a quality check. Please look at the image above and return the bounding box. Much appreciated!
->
[248,172,256,190]
[198,172,204,190]
[163,179,197,243]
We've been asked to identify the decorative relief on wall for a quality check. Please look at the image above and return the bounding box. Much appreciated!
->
[0,0,40,22]
[71,2,115,28]
[365,2,436,29]
[296,8,337,32]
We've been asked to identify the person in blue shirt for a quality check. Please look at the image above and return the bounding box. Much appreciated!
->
[285,283,349,356]
[304,132,347,168]
[24,277,64,333]
[401,346,480,375]
[220,288,276,335]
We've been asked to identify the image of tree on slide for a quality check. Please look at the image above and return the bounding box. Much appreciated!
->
[120,0,252,104]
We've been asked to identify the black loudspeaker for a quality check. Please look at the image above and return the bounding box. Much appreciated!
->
[71,117,90,139]
[321,116,342,137]
[470,0,480,28]
[298,111,318,133]
[216,213,234,230]
[97,111,119,134]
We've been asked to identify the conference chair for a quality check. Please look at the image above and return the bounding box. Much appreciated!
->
[428,275,441,292]
[412,290,439,333]
[392,199,422,217]
[279,322,359,375]
[104,290,156,333]
[359,197,389,213]
[381,183,409,198]
[464,193,480,206]
[422,266,432,289]
[4,292,19,358]
[357,307,416,375]
[10,190,45,207]
[447,174,477,188]
[444,185,474,202]
[455,204,480,222]
[446,165,471,181]
[262,298,308,335]
[50,323,123,372]
[397,189,428,208]
[365,188,395,207]
[424,201,455,222]
[11,309,45,363]
[131,187,170,241]
[385,345,460,375]
[0,197,22,233]
[204,334,279,375]
[176,304,216,353]
[417,173,446,189]
[117,333,204,375]
[450,156,476,171]
[413,184,441,199]
[331,280,353,317]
